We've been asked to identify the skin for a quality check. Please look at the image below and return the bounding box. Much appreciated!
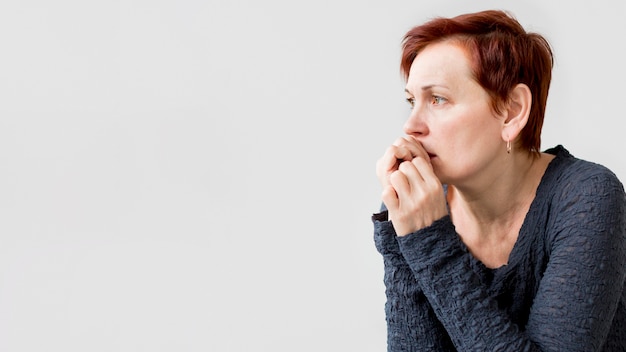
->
[376,40,555,268]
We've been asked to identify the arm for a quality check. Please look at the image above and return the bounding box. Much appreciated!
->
[525,170,626,349]
[397,170,626,351]
[373,137,456,350]
[398,216,539,351]
[373,209,455,351]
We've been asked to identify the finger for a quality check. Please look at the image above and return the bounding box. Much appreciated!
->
[388,169,411,201]
[411,156,438,184]
[381,185,399,212]
[397,160,426,207]
[376,148,401,185]
[394,136,429,161]
[410,157,444,198]
[399,158,425,184]
[405,136,431,161]
[376,145,413,186]
[392,137,418,157]
[388,142,413,162]
[410,156,446,218]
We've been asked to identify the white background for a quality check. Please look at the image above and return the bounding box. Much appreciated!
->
[0,0,624,351]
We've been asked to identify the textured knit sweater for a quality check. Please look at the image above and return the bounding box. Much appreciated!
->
[372,145,626,351]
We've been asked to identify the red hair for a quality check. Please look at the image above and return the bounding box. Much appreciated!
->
[401,10,553,154]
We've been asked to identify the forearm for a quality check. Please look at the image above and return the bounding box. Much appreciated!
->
[374,213,455,351]
[398,216,539,351]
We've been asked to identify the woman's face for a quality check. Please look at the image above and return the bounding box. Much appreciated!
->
[404,41,505,186]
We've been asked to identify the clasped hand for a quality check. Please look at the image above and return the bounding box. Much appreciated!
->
[376,137,448,236]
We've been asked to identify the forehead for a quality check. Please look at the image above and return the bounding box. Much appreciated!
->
[407,41,474,89]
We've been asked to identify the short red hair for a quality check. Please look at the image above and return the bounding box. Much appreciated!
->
[401,10,553,154]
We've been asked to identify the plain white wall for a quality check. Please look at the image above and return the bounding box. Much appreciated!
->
[0,1,624,351]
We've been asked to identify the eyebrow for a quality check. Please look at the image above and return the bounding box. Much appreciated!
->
[405,85,448,94]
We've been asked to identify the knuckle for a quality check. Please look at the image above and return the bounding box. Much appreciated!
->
[412,156,424,166]
[389,170,405,185]
[399,160,414,172]
[381,187,395,199]
[393,137,406,146]
[389,170,400,181]
[397,161,409,173]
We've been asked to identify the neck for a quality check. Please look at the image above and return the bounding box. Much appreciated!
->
[448,151,551,231]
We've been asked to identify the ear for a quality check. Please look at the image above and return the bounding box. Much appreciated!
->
[501,83,532,146]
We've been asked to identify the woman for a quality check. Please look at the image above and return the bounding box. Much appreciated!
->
[373,10,626,351]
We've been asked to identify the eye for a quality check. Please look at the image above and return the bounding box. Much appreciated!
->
[431,95,447,105]
[406,97,415,109]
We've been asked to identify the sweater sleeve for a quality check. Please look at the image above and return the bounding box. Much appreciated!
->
[396,168,626,351]
[373,210,455,351]
[397,216,539,351]
[525,168,626,350]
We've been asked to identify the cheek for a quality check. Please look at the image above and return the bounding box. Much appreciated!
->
[435,117,500,175]
[452,110,502,146]
[431,103,500,149]
[442,124,480,153]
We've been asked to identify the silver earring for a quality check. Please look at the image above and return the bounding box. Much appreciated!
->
[507,140,511,154]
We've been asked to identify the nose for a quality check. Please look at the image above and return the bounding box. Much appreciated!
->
[403,105,429,137]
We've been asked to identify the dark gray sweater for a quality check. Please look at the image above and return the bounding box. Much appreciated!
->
[372,145,626,351]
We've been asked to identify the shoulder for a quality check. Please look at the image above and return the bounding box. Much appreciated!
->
[542,145,624,201]
[539,146,625,243]
[537,147,626,265]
